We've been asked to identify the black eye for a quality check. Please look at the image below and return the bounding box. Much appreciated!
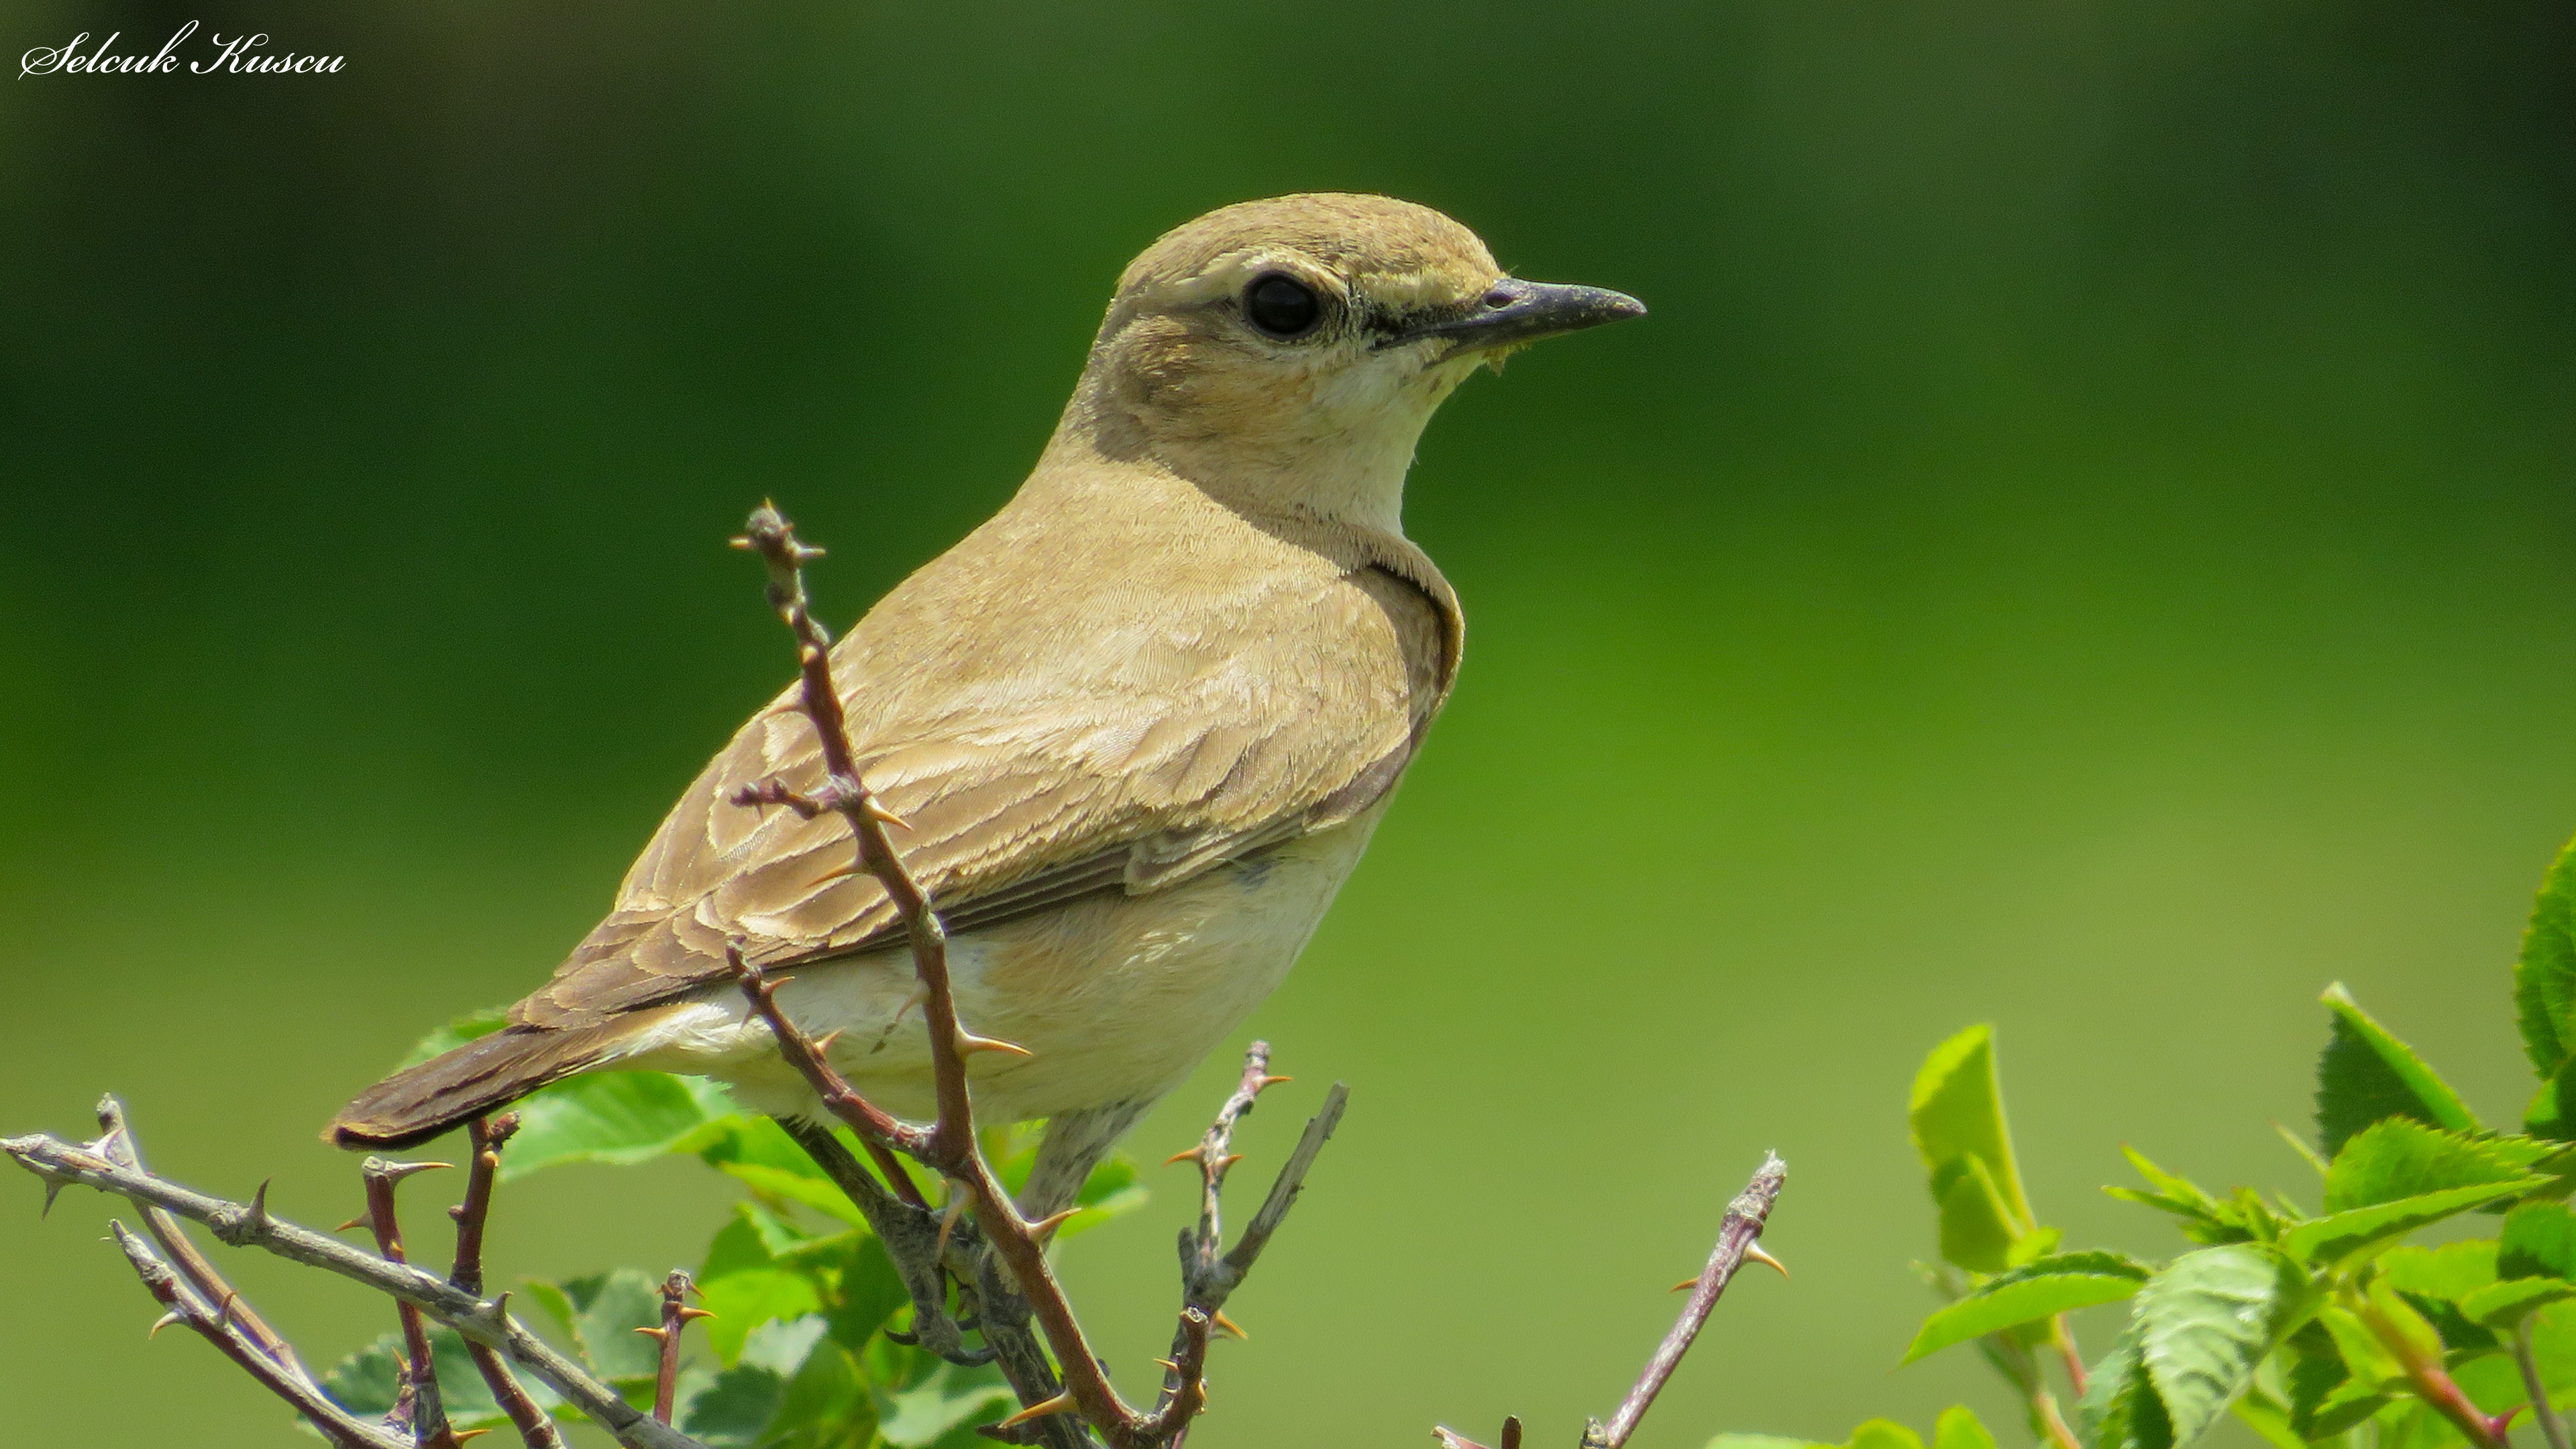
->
[1243,272,1322,338]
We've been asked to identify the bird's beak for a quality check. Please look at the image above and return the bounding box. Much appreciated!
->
[1388,278,1648,352]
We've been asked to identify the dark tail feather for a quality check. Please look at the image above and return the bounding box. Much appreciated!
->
[325,1022,637,1150]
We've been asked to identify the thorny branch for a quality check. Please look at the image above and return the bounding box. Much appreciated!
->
[727,503,1351,1449]
[1,1126,706,1449]
[1436,1153,1790,1449]
[449,1113,568,1449]
[4,500,1800,1449]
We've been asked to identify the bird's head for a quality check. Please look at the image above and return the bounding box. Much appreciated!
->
[1058,193,1644,534]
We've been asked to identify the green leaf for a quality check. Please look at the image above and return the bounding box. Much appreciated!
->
[701,1268,825,1366]
[499,1071,744,1180]
[682,1364,788,1448]
[2074,1324,2171,1449]
[720,1161,871,1227]
[2501,1201,2576,1281]
[2462,1277,2576,1328]
[1845,1421,1924,1449]
[1706,1438,1835,1449]
[317,1327,562,1432]
[876,1362,1017,1448]
[2277,1320,2386,1440]
[2517,835,2576,1080]
[1902,1252,2151,1364]
[2106,1150,2273,1247]
[1911,1028,2038,1269]
[767,1338,870,1444]
[826,1238,912,1350]
[1933,1155,2025,1275]
[2378,1240,2502,1301]
[2314,983,2480,1157]
[1931,1407,1996,1449]
[2280,1183,2536,1269]
[2321,1120,2552,1212]
[2131,1245,2316,1446]
[526,1269,667,1382]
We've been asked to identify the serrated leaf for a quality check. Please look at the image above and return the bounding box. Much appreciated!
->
[1902,1252,2151,1364]
[2322,1120,2552,1212]
[2074,1324,2172,1449]
[1931,1407,1995,1449]
[1912,1028,2037,1251]
[2378,1240,2501,1301]
[2314,984,2479,1157]
[2279,1182,2535,1269]
[767,1338,868,1442]
[2462,1277,2576,1328]
[828,1238,911,1350]
[2518,835,2576,1079]
[2502,1200,2576,1281]
[527,1270,666,1381]
[720,1161,870,1226]
[498,1071,744,1180]
[2132,1244,2315,1446]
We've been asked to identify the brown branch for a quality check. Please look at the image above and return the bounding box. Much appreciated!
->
[639,1269,712,1425]
[3,1132,712,1449]
[1590,1153,1788,1449]
[109,1220,413,1449]
[363,1156,459,1447]
[728,505,1346,1449]
[92,1095,305,1377]
[447,1114,567,1449]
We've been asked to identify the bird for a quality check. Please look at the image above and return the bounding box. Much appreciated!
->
[325,192,1644,1214]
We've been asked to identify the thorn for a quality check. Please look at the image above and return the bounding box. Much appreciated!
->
[453,1432,494,1444]
[1164,1148,1202,1167]
[863,798,910,830]
[1255,1074,1294,1089]
[1743,1243,1789,1279]
[935,1191,970,1260]
[809,861,865,888]
[41,1179,64,1218]
[1153,1358,1180,1373]
[1214,1154,1244,1173]
[1669,1277,1699,1293]
[1503,1416,1524,1449]
[678,1306,718,1323]
[1212,1309,1248,1340]
[337,1217,370,1234]
[1028,1208,1079,1240]
[215,1290,239,1332]
[634,1326,669,1342]
[996,1392,1079,1429]
[148,1311,184,1338]
[812,1028,848,1057]
[366,1160,454,1183]
[957,1032,1035,1059]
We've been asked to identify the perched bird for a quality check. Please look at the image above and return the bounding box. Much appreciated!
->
[327,193,1643,1212]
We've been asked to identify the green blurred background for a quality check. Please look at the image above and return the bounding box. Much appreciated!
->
[3,0,2572,1444]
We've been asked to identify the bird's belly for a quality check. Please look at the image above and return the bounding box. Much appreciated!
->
[624,806,1384,1126]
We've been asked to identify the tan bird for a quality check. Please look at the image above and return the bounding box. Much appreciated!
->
[327,193,1643,1212]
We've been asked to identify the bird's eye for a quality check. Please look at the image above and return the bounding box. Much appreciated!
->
[1243,272,1322,339]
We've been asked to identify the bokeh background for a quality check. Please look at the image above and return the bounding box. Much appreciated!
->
[4,1,2573,1444]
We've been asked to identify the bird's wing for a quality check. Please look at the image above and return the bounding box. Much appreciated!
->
[511,562,1448,1030]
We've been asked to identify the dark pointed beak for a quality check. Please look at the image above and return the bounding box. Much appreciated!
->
[1387,278,1648,352]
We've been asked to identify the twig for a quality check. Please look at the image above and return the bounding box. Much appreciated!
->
[2520,1318,2575,1449]
[363,1155,458,1446]
[92,1095,305,1377]
[1589,1153,1788,1449]
[727,504,1344,1449]
[638,1269,711,1424]
[2,1132,710,1449]
[448,1114,566,1449]
[109,1220,412,1449]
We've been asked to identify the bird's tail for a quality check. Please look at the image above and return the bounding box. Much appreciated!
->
[324,1021,638,1150]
